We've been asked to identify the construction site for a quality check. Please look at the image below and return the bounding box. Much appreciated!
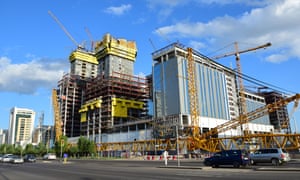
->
[49,11,300,158]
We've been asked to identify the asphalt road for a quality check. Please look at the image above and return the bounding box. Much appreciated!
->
[0,159,300,180]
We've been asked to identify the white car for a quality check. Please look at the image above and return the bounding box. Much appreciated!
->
[43,153,57,160]
[10,155,24,164]
[2,154,14,163]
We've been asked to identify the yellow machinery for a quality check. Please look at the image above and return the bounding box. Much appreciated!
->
[52,89,62,142]
[186,48,200,138]
[97,93,300,153]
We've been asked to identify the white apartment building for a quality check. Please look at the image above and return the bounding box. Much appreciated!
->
[8,107,35,145]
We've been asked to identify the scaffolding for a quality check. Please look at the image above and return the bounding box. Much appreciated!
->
[80,71,150,136]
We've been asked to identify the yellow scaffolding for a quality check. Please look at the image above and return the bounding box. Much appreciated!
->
[95,33,137,61]
[111,97,144,117]
[69,50,98,64]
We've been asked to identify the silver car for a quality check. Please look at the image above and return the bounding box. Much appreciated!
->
[1,154,14,163]
[250,148,290,166]
[10,155,24,164]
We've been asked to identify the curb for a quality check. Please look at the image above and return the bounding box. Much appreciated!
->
[254,167,300,171]
[158,166,208,169]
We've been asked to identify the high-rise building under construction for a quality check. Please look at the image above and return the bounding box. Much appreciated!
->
[56,34,150,142]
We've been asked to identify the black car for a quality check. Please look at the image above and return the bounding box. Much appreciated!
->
[23,154,36,162]
[204,149,249,168]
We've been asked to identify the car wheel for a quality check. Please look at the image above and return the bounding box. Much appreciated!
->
[212,164,218,168]
[233,161,240,168]
[250,159,256,165]
[271,158,279,166]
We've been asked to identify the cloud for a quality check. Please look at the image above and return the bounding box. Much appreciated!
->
[146,0,188,20]
[104,4,132,16]
[0,56,68,94]
[266,54,288,63]
[154,0,300,63]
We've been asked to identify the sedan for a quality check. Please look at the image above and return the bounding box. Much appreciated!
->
[1,154,13,163]
[10,155,24,164]
[43,153,57,160]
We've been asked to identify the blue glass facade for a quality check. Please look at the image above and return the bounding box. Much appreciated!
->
[153,46,231,120]
[246,97,270,125]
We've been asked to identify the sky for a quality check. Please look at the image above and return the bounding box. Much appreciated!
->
[0,0,299,132]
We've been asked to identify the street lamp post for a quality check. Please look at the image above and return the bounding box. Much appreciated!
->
[176,124,180,167]
[98,104,102,158]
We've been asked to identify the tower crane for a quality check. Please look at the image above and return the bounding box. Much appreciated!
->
[187,48,200,138]
[212,42,272,135]
[48,10,83,49]
[52,89,62,142]
[85,27,95,52]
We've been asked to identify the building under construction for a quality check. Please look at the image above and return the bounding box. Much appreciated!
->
[56,34,151,143]
[54,33,300,154]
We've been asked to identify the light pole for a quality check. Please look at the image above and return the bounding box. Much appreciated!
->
[98,102,102,158]
[176,124,180,167]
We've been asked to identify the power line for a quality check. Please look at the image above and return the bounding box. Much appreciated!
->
[235,70,297,95]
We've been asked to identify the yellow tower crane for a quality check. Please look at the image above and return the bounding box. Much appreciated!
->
[187,48,200,138]
[52,89,62,142]
[212,42,272,135]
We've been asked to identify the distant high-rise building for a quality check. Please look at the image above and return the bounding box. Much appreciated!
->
[0,129,7,144]
[259,91,290,132]
[8,107,35,145]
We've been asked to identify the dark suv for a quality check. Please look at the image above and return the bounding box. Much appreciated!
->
[23,154,36,162]
[204,149,249,168]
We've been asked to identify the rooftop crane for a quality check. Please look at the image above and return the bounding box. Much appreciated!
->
[212,42,272,135]
[48,10,83,49]
[85,27,95,52]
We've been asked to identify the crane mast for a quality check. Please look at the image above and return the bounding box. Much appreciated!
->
[212,42,272,135]
[187,48,200,138]
[52,89,62,142]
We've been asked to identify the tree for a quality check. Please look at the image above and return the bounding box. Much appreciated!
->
[77,136,96,157]
[25,144,36,155]
[68,145,78,157]
[54,136,68,158]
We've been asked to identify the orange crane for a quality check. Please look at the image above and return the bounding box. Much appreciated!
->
[212,42,272,135]
[52,89,62,142]
[187,48,200,138]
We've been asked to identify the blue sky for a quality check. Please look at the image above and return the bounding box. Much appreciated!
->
[1,0,299,132]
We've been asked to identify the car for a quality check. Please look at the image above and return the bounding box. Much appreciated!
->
[249,148,290,166]
[203,149,250,168]
[23,154,36,162]
[10,155,24,164]
[1,154,14,163]
[43,153,57,160]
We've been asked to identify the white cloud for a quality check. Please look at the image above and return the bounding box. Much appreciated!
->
[104,4,132,16]
[146,0,189,20]
[155,0,300,63]
[266,54,288,63]
[0,56,68,94]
